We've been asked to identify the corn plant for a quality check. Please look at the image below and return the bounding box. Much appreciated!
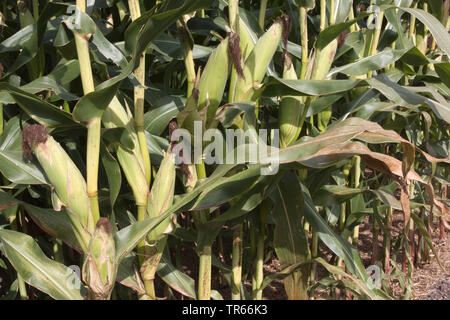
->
[0,0,449,301]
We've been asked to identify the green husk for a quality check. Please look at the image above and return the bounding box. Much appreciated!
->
[82,218,117,300]
[197,37,230,126]
[22,125,94,241]
[140,150,176,290]
[103,97,149,206]
[228,17,256,102]
[279,54,303,148]
[233,19,283,102]
[312,39,338,131]
[147,149,176,241]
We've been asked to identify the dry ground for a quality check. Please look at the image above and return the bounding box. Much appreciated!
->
[167,215,449,300]
[412,233,449,300]
[216,214,450,300]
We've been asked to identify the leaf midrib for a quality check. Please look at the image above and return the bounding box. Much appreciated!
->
[1,234,80,300]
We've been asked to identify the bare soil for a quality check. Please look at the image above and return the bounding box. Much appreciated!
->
[157,211,449,300]
[412,234,449,300]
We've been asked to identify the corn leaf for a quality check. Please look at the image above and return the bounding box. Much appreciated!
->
[0,229,87,300]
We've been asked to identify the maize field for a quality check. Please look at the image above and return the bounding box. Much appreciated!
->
[0,0,449,301]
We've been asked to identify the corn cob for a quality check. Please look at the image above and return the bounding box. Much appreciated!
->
[312,39,338,131]
[228,17,256,103]
[233,18,284,102]
[311,40,338,81]
[279,53,303,148]
[102,97,149,206]
[197,37,230,125]
[102,97,152,297]
[22,124,93,250]
[147,149,176,240]
[140,149,176,296]
[82,218,116,300]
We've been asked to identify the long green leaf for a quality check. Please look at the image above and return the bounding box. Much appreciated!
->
[271,173,309,300]
[0,229,86,300]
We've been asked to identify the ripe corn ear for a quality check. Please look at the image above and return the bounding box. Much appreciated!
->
[22,125,93,250]
[279,54,303,148]
[197,37,230,126]
[228,17,256,102]
[82,218,117,300]
[103,97,149,206]
[147,149,176,240]
[233,19,283,102]
[140,150,176,295]
[312,39,337,131]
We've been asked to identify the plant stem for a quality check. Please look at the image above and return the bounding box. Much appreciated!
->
[135,204,156,299]
[53,239,64,263]
[337,162,351,298]
[303,220,309,233]
[250,223,257,284]
[32,0,39,24]
[116,1,127,21]
[74,0,100,226]
[352,220,359,247]
[352,156,361,246]
[299,6,308,80]
[33,0,49,80]
[410,217,415,266]
[143,279,156,299]
[63,101,70,112]
[196,160,211,300]
[409,1,417,42]
[372,211,379,264]
[128,0,154,298]
[227,0,240,103]
[253,201,269,300]
[311,231,318,282]
[0,103,3,135]
[295,96,312,146]
[198,245,211,300]
[320,0,326,31]
[370,12,384,56]
[86,119,101,225]
[253,232,264,300]
[422,2,429,50]
[348,4,359,32]
[339,201,346,232]
[405,182,415,274]
[178,20,196,98]
[383,207,392,277]
[367,9,384,78]
[18,274,27,300]
[329,0,335,25]
[408,182,416,270]
[386,41,396,71]
[424,208,430,261]
[231,224,243,300]
[128,0,151,185]
[136,205,147,267]
[258,0,268,30]
[439,185,447,240]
